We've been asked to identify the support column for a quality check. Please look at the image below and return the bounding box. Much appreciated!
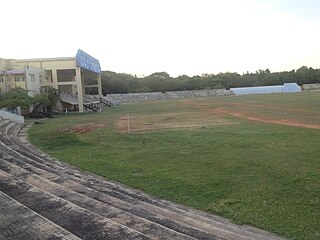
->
[97,73,102,97]
[51,69,58,89]
[72,84,77,95]
[75,67,84,112]
[81,72,85,97]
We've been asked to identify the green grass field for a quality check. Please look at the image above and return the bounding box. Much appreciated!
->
[28,92,320,240]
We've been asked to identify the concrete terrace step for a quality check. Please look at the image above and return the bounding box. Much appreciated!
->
[0,160,198,240]
[6,122,22,137]
[0,170,149,240]
[0,119,22,138]
[0,120,12,133]
[0,148,282,240]
[0,146,222,240]
[1,129,224,239]
[0,191,81,240]
[0,118,10,126]
[0,123,286,240]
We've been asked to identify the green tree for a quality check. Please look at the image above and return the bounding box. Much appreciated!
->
[101,71,137,94]
[148,72,170,79]
[145,72,173,92]
[30,86,60,117]
[0,88,33,111]
[41,86,60,113]
[296,66,310,85]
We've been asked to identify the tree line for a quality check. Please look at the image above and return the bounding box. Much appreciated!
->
[101,66,320,94]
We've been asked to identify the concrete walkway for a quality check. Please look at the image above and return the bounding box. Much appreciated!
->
[0,118,286,240]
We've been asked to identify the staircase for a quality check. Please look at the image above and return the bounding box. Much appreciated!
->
[60,93,102,112]
[100,96,119,107]
[0,118,285,240]
[83,100,99,112]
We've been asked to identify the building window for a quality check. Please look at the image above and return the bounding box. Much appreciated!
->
[14,76,25,82]
[30,74,35,82]
[39,75,43,83]
[0,77,3,83]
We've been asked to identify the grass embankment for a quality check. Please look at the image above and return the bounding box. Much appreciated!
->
[28,92,320,240]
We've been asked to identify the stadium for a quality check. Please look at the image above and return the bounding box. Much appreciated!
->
[1,54,320,239]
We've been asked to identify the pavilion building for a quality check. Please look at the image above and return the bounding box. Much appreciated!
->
[0,50,103,112]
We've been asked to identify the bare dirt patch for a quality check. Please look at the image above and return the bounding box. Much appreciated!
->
[214,108,320,130]
[222,102,320,115]
[60,123,107,134]
[182,98,320,130]
[116,112,232,133]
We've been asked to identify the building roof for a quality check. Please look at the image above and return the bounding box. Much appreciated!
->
[6,69,25,75]
[17,57,75,62]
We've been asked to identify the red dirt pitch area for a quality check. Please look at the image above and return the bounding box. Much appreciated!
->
[114,93,320,133]
[181,95,320,130]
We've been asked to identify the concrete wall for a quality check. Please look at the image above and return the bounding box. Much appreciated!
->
[104,89,234,104]
[0,58,16,70]
[13,74,26,90]
[25,67,47,96]
[16,58,77,70]
[16,58,77,90]
[0,109,24,124]
[0,66,46,96]
[0,75,5,94]
[302,83,320,91]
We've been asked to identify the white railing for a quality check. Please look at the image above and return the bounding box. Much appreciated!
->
[0,109,24,124]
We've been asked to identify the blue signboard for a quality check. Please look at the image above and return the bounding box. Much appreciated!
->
[76,49,101,74]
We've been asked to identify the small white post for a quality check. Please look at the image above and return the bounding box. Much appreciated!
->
[127,112,130,134]
[202,108,204,128]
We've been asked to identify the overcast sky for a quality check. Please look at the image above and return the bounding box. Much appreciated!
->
[1,0,320,77]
